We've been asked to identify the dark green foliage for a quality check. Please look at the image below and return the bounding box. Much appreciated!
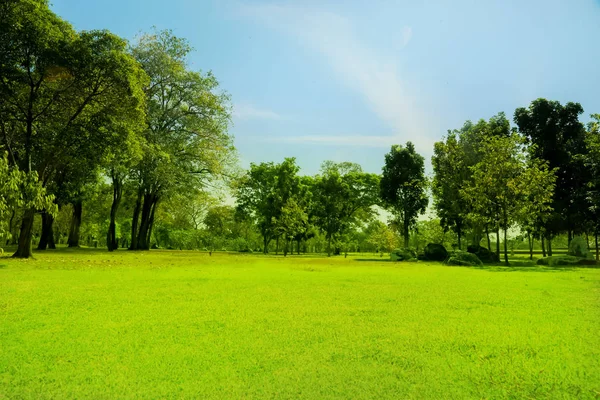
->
[390,248,417,261]
[568,236,588,258]
[445,251,483,267]
[467,245,500,263]
[423,243,448,261]
[536,256,580,266]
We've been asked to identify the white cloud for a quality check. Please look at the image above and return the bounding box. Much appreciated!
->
[400,26,413,48]
[237,4,434,153]
[233,104,283,120]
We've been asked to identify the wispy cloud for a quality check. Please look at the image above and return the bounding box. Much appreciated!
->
[237,4,435,152]
[271,135,397,148]
[400,26,413,48]
[233,104,283,120]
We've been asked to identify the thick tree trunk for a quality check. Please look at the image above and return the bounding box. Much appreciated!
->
[13,209,35,258]
[547,236,553,257]
[136,193,157,250]
[37,212,56,250]
[107,175,122,252]
[129,188,143,250]
[403,220,410,248]
[541,236,546,257]
[67,201,82,248]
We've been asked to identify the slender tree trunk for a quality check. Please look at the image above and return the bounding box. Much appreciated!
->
[283,235,288,257]
[486,226,491,251]
[496,226,500,259]
[568,230,572,247]
[13,209,35,258]
[129,188,143,250]
[37,212,56,250]
[263,235,268,254]
[7,210,16,246]
[457,228,462,251]
[528,232,533,260]
[107,175,122,252]
[547,236,553,257]
[146,198,158,249]
[585,232,590,251]
[67,200,82,248]
[503,228,509,265]
[541,236,546,257]
[594,230,600,261]
[327,235,332,257]
[404,220,409,248]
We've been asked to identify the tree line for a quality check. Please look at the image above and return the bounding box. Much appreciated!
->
[2,1,600,264]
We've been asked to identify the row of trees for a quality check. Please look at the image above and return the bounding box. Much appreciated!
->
[0,0,235,258]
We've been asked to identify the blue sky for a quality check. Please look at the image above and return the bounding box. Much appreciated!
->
[50,0,600,175]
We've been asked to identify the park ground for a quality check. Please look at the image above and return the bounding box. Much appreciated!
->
[0,249,599,399]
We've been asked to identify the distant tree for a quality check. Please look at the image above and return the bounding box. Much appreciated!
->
[365,220,398,254]
[312,162,380,256]
[275,198,308,256]
[380,142,428,248]
[462,134,555,264]
[584,114,600,260]
[236,158,303,253]
[514,98,587,252]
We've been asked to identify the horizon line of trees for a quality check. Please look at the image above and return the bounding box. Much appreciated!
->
[3,2,600,265]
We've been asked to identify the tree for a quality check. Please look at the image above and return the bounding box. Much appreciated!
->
[128,29,234,250]
[236,158,303,253]
[312,162,380,256]
[0,153,57,254]
[380,142,428,248]
[462,134,555,264]
[584,114,600,260]
[275,198,308,256]
[0,2,147,257]
[514,98,587,252]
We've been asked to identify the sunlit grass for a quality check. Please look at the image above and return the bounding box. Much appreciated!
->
[1,249,599,398]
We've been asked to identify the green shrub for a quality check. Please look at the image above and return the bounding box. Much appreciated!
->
[467,244,499,263]
[445,251,483,267]
[390,248,416,261]
[568,236,589,258]
[423,243,448,261]
[536,256,580,266]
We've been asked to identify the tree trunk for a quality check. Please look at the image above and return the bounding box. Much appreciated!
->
[541,236,546,257]
[7,210,16,245]
[136,193,157,250]
[503,228,509,265]
[457,228,462,251]
[496,226,500,259]
[37,212,56,250]
[67,200,82,248]
[107,175,122,252]
[528,232,533,260]
[547,236,553,257]
[13,208,35,258]
[283,235,288,257]
[327,235,332,257]
[403,220,409,248]
[297,238,301,255]
[146,199,158,249]
[129,188,143,250]
[486,226,491,251]
[594,231,600,261]
[263,235,268,254]
[567,230,572,247]
[275,236,279,255]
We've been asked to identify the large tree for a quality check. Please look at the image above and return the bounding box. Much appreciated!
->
[128,29,234,250]
[514,98,587,252]
[0,1,147,257]
[312,162,380,256]
[380,142,428,248]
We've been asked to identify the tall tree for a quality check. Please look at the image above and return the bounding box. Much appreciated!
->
[514,98,587,252]
[129,29,234,250]
[0,1,147,257]
[236,158,302,253]
[380,142,428,248]
[312,162,380,256]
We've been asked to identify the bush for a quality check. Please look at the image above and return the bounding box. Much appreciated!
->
[390,248,416,261]
[445,251,483,267]
[568,236,589,258]
[423,243,448,261]
[536,256,580,266]
[577,258,597,266]
[467,244,499,263]
[238,248,253,253]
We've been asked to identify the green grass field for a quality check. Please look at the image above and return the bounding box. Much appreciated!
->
[1,249,599,399]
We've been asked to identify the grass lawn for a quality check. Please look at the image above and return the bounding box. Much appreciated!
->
[1,249,599,399]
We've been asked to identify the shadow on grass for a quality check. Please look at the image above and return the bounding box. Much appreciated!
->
[354,258,392,262]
